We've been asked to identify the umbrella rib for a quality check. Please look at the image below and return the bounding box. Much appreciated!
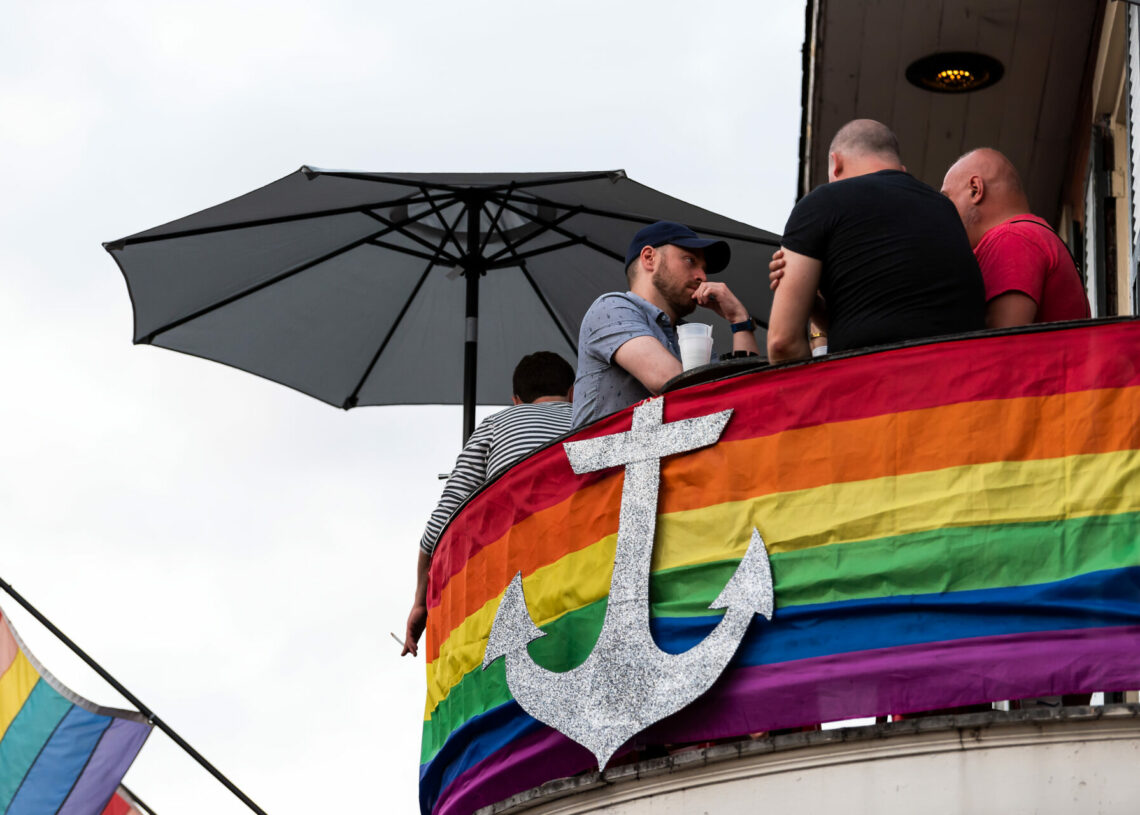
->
[477,189,515,257]
[436,200,472,268]
[418,184,467,260]
[486,217,577,353]
[519,264,577,353]
[106,190,459,249]
[306,170,496,194]
[304,169,623,195]
[492,197,624,262]
[369,202,465,266]
[497,194,782,245]
[494,170,626,191]
[485,238,586,269]
[366,239,447,263]
[342,259,439,409]
[140,215,436,343]
[482,204,583,265]
[361,208,464,264]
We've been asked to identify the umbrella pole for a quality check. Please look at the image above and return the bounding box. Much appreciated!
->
[462,201,481,443]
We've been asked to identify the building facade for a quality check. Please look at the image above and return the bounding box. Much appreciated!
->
[798,0,1140,318]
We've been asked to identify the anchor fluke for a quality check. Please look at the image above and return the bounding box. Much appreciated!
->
[483,572,545,668]
[709,527,774,620]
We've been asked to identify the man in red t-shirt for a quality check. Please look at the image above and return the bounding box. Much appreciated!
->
[941,148,1090,327]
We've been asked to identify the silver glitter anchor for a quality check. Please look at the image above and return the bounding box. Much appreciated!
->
[482,398,774,768]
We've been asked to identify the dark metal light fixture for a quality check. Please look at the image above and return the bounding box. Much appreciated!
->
[906,52,1004,93]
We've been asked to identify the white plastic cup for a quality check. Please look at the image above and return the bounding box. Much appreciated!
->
[677,322,713,339]
[679,335,714,370]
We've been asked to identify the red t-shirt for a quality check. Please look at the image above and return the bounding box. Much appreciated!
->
[973,215,1090,322]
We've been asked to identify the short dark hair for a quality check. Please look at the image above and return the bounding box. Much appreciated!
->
[625,256,640,284]
[513,352,575,403]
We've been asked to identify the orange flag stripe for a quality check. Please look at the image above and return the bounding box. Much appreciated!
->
[425,385,1140,659]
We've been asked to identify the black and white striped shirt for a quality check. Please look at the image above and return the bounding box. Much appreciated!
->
[419,401,573,555]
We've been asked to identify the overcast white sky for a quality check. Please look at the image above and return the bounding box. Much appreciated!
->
[0,2,804,812]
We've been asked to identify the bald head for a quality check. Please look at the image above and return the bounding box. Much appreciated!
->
[941,148,1031,248]
[827,119,905,181]
[829,119,902,161]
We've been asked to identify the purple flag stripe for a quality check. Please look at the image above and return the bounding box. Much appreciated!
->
[57,717,152,815]
[433,625,1140,815]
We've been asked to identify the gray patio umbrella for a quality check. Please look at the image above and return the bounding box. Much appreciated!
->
[105,169,780,440]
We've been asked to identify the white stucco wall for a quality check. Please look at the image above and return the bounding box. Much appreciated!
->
[483,707,1140,815]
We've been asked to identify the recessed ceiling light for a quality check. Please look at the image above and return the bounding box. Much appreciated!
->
[906,52,1004,94]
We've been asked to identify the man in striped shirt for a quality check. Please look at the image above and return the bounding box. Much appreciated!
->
[401,351,575,656]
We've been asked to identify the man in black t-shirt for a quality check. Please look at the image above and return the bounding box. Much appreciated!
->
[767,119,985,362]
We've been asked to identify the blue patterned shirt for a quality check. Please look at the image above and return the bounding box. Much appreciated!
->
[571,292,680,428]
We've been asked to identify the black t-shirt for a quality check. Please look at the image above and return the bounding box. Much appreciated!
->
[781,170,985,353]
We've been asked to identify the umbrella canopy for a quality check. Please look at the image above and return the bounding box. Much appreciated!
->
[105,169,781,439]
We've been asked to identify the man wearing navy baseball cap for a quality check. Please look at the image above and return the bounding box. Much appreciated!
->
[571,220,760,427]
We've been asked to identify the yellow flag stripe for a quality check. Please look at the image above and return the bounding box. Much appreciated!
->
[0,651,41,742]
[423,448,1140,714]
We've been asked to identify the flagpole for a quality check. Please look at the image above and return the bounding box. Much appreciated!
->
[0,576,270,815]
[120,785,160,815]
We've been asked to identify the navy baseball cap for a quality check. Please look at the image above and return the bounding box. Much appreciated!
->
[624,221,731,274]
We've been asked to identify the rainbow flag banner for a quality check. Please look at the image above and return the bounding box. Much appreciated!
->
[419,320,1140,815]
[1,607,151,815]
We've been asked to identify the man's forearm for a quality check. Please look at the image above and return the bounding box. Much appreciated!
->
[766,248,823,362]
[768,329,811,362]
[413,550,430,606]
[613,335,683,395]
[731,323,761,356]
[402,550,432,656]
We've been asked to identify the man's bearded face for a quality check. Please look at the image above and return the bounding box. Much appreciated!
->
[652,246,705,317]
